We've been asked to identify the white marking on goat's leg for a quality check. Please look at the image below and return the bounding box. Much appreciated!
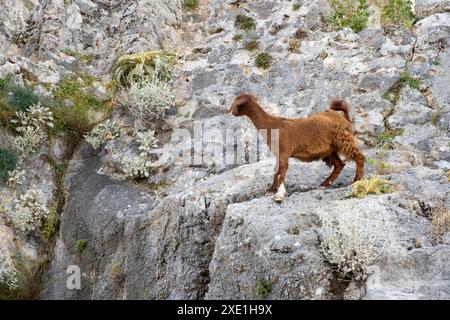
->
[273,183,286,203]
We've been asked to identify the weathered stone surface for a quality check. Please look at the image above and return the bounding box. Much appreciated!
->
[415,0,450,17]
[1,0,449,300]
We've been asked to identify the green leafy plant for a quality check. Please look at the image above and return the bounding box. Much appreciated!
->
[255,278,272,297]
[42,206,60,241]
[377,128,404,149]
[52,74,104,137]
[382,71,422,103]
[326,0,370,32]
[111,50,175,87]
[399,71,421,89]
[64,49,94,64]
[382,0,415,28]
[255,52,273,69]
[183,0,199,10]
[365,158,394,175]
[232,34,243,41]
[0,148,17,184]
[0,77,40,117]
[75,239,88,254]
[234,15,256,31]
[243,39,260,51]
[293,3,301,11]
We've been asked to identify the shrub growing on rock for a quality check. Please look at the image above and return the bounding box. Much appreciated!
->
[0,148,18,183]
[183,0,199,10]
[128,58,174,122]
[320,206,385,279]
[76,239,88,254]
[112,51,175,87]
[52,74,102,137]
[5,190,49,233]
[121,130,159,179]
[232,34,243,41]
[382,0,415,28]
[0,77,41,125]
[2,81,40,113]
[84,119,120,150]
[243,39,260,51]
[0,148,17,184]
[0,249,17,292]
[234,15,256,31]
[326,0,370,32]
[11,102,54,157]
[0,254,48,300]
[351,177,393,198]
[255,52,273,69]
[430,205,450,243]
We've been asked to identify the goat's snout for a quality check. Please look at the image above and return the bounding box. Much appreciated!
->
[228,105,238,116]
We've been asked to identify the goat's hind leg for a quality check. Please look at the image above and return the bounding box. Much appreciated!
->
[320,153,345,188]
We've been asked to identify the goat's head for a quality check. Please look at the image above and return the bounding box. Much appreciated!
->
[229,93,256,117]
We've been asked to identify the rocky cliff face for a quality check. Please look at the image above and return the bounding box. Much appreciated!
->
[1,0,449,300]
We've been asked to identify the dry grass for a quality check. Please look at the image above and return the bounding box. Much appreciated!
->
[0,255,49,300]
[351,176,393,198]
[288,38,300,53]
[430,205,450,243]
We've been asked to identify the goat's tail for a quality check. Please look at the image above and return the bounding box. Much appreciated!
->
[330,99,352,123]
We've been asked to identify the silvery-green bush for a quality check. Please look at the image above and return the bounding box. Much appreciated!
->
[5,190,49,233]
[121,130,160,179]
[11,102,54,158]
[128,59,174,122]
[84,120,121,150]
[0,249,17,290]
[320,206,385,279]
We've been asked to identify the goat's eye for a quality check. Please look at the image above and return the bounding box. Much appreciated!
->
[237,105,243,110]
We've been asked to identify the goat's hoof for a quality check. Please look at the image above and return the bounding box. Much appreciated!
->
[319,182,331,189]
[273,195,285,203]
[265,191,276,196]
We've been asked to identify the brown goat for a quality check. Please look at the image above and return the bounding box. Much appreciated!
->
[229,93,365,202]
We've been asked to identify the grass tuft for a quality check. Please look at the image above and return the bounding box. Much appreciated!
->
[183,0,199,10]
[255,52,273,69]
[0,148,17,184]
[243,39,260,51]
[382,0,415,29]
[235,15,256,31]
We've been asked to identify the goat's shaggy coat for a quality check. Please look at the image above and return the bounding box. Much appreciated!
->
[229,94,365,200]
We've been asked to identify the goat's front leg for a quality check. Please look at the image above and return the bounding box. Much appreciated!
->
[265,158,280,195]
[268,157,289,203]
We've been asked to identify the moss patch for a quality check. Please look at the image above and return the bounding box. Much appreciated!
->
[235,15,256,31]
[183,0,199,10]
[255,52,273,69]
[243,39,260,51]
